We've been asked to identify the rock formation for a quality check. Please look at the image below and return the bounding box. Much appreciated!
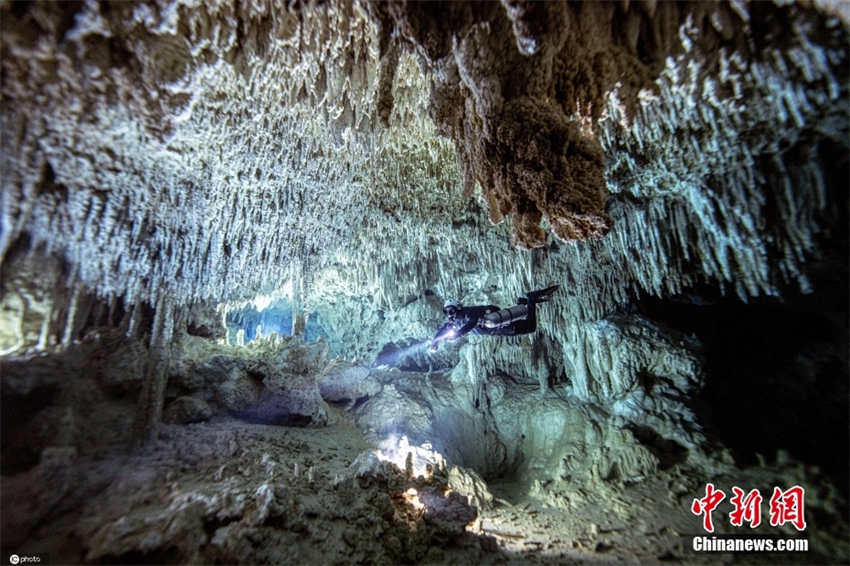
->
[1,0,848,564]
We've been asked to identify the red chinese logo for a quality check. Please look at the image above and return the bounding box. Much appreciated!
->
[691,484,807,532]
[729,486,763,528]
[691,482,726,533]
[769,485,807,531]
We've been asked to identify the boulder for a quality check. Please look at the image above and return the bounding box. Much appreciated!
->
[421,489,479,536]
[247,362,329,426]
[240,386,329,427]
[318,363,381,403]
[447,466,493,510]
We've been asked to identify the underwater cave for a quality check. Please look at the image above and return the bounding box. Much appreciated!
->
[1,1,848,565]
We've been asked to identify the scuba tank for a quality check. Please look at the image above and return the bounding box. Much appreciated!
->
[481,305,528,329]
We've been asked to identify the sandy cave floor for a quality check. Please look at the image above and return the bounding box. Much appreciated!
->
[3,407,823,565]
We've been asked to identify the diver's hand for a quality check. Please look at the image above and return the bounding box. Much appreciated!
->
[428,342,438,353]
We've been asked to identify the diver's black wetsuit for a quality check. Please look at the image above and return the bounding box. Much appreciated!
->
[430,285,558,349]
[431,304,536,342]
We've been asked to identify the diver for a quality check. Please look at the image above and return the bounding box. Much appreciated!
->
[428,285,560,352]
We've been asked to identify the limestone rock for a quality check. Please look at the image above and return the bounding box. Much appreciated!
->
[318,363,381,403]
[421,489,479,536]
[185,304,226,340]
[0,353,64,396]
[245,388,329,428]
[213,367,264,412]
[0,249,65,354]
[163,396,213,424]
[341,450,401,491]
[100,341,147,393]
[355,383,433,438]
[0,1,847,562]
[448,465,494,510]
[165,333,331,427]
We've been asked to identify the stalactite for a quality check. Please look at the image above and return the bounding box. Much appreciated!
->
[291,262,306,339]
[304,7,848,404]
[1,0,400,309]
[1,0,845,412]
[132,294,175,444]
[124,302,142,339]
[60,285,82,348]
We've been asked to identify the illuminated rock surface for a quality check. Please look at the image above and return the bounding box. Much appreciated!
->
[1,0,848,564]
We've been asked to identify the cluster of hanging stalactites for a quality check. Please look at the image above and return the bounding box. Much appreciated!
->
[310,4,847,399]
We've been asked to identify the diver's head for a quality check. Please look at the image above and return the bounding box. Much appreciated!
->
[443,300,461,318]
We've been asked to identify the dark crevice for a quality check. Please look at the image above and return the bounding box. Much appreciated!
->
[326,395,369,411]
[349,395,370,411]
[629,425,689,470]
[230,408,314,427]
[202,515,241,541]
[625,135,848,489]
[187,321,215,338]
[246,369,266,383]
[1,384,61,475]
[632,257,848,492]
[36,161,68,200]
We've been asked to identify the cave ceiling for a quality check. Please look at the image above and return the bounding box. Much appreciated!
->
[1,0,847,316]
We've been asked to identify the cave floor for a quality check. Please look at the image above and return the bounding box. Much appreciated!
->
[483,478,697,564]
[1,409,828,565]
